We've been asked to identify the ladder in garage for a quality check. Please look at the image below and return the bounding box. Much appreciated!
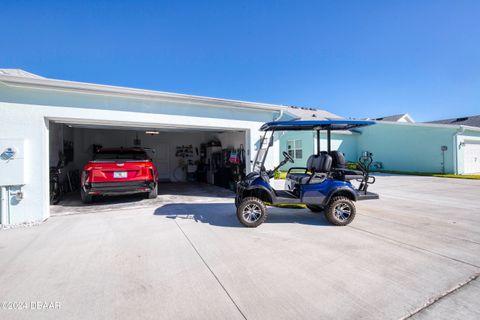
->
[252,130,274,172]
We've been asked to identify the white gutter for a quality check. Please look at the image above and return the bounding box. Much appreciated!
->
[376,120,480,132]
[0,74,285,113]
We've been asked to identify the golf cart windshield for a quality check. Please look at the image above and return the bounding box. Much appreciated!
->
[252,120,376,172]
[252,131,274,172]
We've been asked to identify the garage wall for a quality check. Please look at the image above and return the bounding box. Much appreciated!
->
[69,128,244,181]
[210,131,245,149]
[0,102,50,224]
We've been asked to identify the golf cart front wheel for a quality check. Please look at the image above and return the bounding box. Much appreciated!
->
[236,197,267,228]
[325,196,356,226]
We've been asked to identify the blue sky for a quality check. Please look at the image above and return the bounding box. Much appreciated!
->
[1,0,479,121]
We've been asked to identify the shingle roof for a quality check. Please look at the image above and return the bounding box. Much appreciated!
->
[285,106,343,120]
[372,113,414,122]
[426,115,480,128]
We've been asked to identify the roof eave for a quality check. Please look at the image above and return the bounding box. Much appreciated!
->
[374,120,480,132]
[0,74,285,112]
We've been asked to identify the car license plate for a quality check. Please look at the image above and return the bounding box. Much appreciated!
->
[113,171,128,178]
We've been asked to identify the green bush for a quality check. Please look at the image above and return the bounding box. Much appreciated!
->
[346,162,359,170]
[274,170,287,179]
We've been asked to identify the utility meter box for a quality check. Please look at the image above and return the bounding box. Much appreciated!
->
[0,139,25,186]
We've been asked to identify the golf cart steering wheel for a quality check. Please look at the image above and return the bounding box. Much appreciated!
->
[283,151,294,163]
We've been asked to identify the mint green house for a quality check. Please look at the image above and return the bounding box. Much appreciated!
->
[279,109,480,175]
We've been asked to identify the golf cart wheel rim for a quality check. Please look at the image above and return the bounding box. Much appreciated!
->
[334,203,351,221]
[243,203,262,222]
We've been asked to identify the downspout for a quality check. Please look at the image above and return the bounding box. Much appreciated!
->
[453,126,465,175]
[0,186,8,226]
[273,109,284,121]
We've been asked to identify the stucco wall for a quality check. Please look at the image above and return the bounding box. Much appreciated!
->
[356,123,457,173]
[277,123,480,174]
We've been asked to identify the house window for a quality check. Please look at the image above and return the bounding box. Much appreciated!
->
[287,140,303,159]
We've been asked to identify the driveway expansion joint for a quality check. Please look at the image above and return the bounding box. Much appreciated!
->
[400,273,479,319]
[174,219,248,320]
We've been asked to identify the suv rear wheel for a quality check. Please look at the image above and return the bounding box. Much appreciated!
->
[81,188,93,204]
[147,183,158,199]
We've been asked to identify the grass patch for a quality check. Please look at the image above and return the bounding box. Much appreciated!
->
[274,170,312,180]
[374,170,480,180]
[274,170,288,179]
[275,169,479,180]
[267,203,306,209]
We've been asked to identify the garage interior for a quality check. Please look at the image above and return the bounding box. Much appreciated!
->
[49,121,247,204]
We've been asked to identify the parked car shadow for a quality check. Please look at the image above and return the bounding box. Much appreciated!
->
[153,203,330,228]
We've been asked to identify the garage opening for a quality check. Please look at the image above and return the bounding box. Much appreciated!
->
[48,121,247,205]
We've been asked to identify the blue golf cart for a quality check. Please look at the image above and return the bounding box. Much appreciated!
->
[235,120,379,227]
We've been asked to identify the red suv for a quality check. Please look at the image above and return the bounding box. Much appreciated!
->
[81,147,158,203]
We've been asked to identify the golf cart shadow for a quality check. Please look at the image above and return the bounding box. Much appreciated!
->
[153,203,330,227]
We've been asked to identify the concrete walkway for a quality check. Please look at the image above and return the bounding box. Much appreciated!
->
[0,177,479,319]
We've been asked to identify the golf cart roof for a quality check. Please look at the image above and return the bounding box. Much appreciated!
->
[260,120,376,131]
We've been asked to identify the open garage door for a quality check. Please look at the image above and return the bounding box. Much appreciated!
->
[48,121,247,205]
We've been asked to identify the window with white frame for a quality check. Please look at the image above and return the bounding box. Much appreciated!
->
[287,140,303,159]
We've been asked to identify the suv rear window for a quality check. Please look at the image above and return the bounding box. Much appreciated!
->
[94,150,149,161]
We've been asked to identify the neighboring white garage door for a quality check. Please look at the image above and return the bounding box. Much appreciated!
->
[464,142,480,174]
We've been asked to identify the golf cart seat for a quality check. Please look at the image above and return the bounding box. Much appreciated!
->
[286,154,317,182]
[288,153,332,184]
[330,151,365,180]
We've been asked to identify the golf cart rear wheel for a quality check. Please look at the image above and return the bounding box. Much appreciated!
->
[325,196,356,226]
[237,197,267,228]
[306,204,323,213]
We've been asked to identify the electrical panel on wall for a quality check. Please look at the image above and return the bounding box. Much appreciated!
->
[0,139,25,186]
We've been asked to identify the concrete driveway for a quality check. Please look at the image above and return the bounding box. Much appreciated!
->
[0,177,479,320]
